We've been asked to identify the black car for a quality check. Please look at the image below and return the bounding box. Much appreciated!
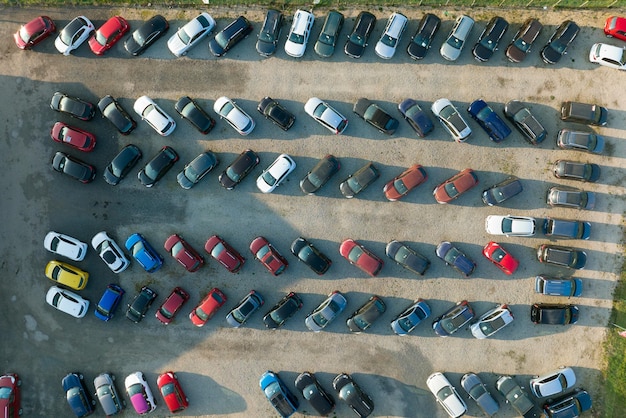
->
[62,372,96,418]
[344,11,376,58]
[505,18,543,63]
[339,162,380,198]
[218,149,260,190]
[397,98,434,137]
[50,92,95,121]
[407,13,441,59]
[543,217,591,240]
[472,16,509,61]
[124,15,169,56]
[290,237,332,275]
[531,303,579,325]
[126,285,158,323]
[295,372,335,416]
[541,20,580,64]
[97,95,136,135]
[353,98,399,135]
[177,151,219,189]
[347,295,386,333]
[257,97,295,131]
[553,160,600,182]
[262,292,303,329]
[315,11,344,58]
[543,388,592,417]
[256,9,283,56]
[333,373,374,417]
[300,154,341,195]
[174,96,215,134]
[503,100,547,145]
[104,144,142,185]
[481,176,523,206]
[385,240,430,276]
[209,16,253,57]
[537,244,587,269]
[435,241,476,277]
[137,146,179,188]
[52,151,96,184]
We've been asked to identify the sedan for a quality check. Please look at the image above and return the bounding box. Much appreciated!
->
[346,295,386,333]
[531,303,579,325]
[88,15,129,55]
[52,152,96,183]
[505,18,543,63]
[541,20,580,64]
[155,287,189,325]
[219,149,260,190]
[604,15,626,41]
[339,162,380,198]
[340,239,384,277]
[472,16,509,61]
[406,13,441,59]
[530,367,576,398]
[436,241,476,277]
[263,292,303,329]
[137,146,179,187]
[344,11,376,58]
[62,373,95,417]
[397,99,434,137]
[543,388,592,417]
[535,275,583,297]
[543,217,591,240]
[256,153,297,193]
[55,16,94,55]
[496,376,536,417]
[481,176,523,206]
[43,231,87,261]
[333,373,374,417]
[291,237,332,275]
[314,10,344,58]
[433,168,478,203]
[209,16,253,57]
[390,299,431,336]
[431,98,472,142]
[256,9,283,56]
[226,290,264,327]
[305,291,347,332]
[537,244,587,269]
[133,95,176,136]
[91,231,130,274]
[589,42,626,70]
[284,9,314,58]
[546,186,595,210]
[45,260,88,290]
[103,144,142,185]
[97,96,137,135]
[167,12,215,57]
[374,12,408,59]
[174,96,216,134]
[126,286,157,323]
[250,236,289,275]
[440,14,474,61]
[485,215,537,237]
[125,372,156,415]
[384,165,428,202]
[503,99,547,145]
[204,235,246,273]
[125,233,163,273]
[14,16,56,50]
[432,300,475,337]
[124,15,168,56]
[353,98,399,135]
[467,99,512,142]
[257,97,295,131]
[94,283,125,322]
[470,303,515,339]
[177,151,219,189]
[295,372,335,416]
[50,92,95,121]
[189,288,227,326]
[93,373,124,417]
[164,234,205,272]
[304,97,348,134]
[300,154,341,194]
[460,373,499,416]
[213,96,255,135]
[426,372,467,418]
[157,372,189,413]
[259,371,299,418]
[385,240,430,276]
[483,241,519,275]
[557,129,604,154]
[46,286,89,318]
[553,160,600,182]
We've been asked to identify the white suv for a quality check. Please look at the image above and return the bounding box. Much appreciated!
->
[284,9,314,57]
[440,14,474,61]
[375,12,408,59]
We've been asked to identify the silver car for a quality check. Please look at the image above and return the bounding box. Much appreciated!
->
[440,15,474,61]
[305,291,347,332]
[460,373,499,416]
[94,373,125,416]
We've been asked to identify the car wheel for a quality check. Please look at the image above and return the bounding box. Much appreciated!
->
[79,374,84,380]
[91,399,97,405]
[111,374,116,381]
[17,379,21,387]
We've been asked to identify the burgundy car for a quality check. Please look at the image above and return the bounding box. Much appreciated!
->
[482,241,519,275]
[157,372,189,413]
[89,15,130,55]
[604,16,626,41]
[204,235,245,273]
[14,16,56,49]
[189,288,227,327]
[339,239,384,276]
[383,164,428,201]
[164,234,204,272]
[155,287,190,324]
[433,168,478,204]
[50,122,96,152]
[249,236,289,275]
[0,373,21,417]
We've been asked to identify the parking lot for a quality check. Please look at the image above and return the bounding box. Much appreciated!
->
[1,4,624,417]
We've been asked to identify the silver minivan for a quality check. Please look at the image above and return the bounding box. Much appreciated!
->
[440,15,474,61]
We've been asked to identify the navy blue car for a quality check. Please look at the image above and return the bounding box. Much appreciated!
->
[259,371,299,417]
[62,372,96,417]
[467,99,511,142]
[436,241,476,277]
[95,284,125,321]
[125,233,164,273]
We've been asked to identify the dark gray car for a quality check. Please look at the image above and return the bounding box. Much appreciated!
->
[353,98,399,135]
[315,11,344,58]
[333,373,374,417]
[300,154,341,195]
[346,295,386,333]
[407,13,441,59]
[177,151,219,189]
[537,244,587,269]
[560,101,608,126]
[339,162,380,198]
[546,186,595,210]
[344,11,376,58]
[496,376,538,417]
[472,16,509,62]
[257,97,295,131]
[256,9,283,56]
[481,176,523,206]
[460,373,499,416]
[556,129,604,154]
[543,217,591,240]
[504,100,547,145]
[385,240,430,276]
[553,160,600,182]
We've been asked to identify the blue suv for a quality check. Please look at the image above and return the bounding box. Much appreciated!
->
[467,99,512,142]
[95,284,125,321]
[125,233,163,273]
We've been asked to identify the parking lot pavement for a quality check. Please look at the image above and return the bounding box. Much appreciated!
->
[1,5,624,417]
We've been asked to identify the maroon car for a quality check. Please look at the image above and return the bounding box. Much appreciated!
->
[205,235,245,273]
[164,234,204,272]
[189,288,227,327]
[14,16,56,49]
[339,239,384,277]
[50,122,96,152]
[249,236,289,276]
[155,287,190,324]
[433,168,478,204]
[0,373,21,417]
[89,15,130,55]
[383,164,428,201]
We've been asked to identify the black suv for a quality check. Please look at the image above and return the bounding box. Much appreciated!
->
[256,9,283,56]
[504,100,547,145]
[472,16,509,61]
[407,13,441,59]
[481,176,523,206]
[257,97,295,131]
[537,244,587,269]
[541,20,580,64]
[560,101,608,126]
[315,10,344,58]
[344,11,376,58]
[209,16,253,57]
[505,18,543,63]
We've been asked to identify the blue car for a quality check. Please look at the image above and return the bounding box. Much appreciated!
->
[62,372,96,417]
[390,299,431,335]
[125,233,163,273]
[436,241,476,277]
[467,99,512,143]
[95,284,125,321]
[259,371,299,417]
[535,275,583,297]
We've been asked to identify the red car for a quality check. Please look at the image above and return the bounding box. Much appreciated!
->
[0,373,21,417]
[604,16,626,41]
[482,241,519,275]
[249,236,289,276]
[157,371,189,413]
[433,168,478,203]
[89,16,130,55]
[155,287,189,324]
[164,234,204,272]
[14,16,56,49]
[204,235,245,273]
[189,288,227,326]
[383,164,428,201]
[339,239,384,277]
[50,122,96,152]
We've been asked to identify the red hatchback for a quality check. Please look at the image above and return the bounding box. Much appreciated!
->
[189,288,227,326]
[204,235,245,273]
[50,122,96,152]
[14,16,56,49]
[433,168,478,203]
[164,234,204,272]
[339,239,384,277]
[383,164,428,201]
[249,236,289,275]
[604,16,626,41]
[483,241,519,275]
[155,287,189,324]
[0,373,21,417]
[89,16,130,55]
[157,371,189,413]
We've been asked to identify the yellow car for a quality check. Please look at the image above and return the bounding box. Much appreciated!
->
[45,260,88,290]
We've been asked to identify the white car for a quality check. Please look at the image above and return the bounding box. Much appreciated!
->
[529,367,576,398]
[304,97,348,134]
[125,372,157,415]
[55,16,94,55]
[167,12,216,57]
[213,96,255,135]
[284,9,314,57]
[470,304,515,339]
[431,98,472,142]
[43,231,88,261]
[46,286,89,318]
[440,14,474,61]
[485,215,537,237]
[256,154,296,193]
[426,372,467,418]
[91,231,130,273]
[133,96,176,136]
[375,12,408,59]
[589,42,626,70]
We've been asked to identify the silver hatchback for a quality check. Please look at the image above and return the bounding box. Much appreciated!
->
[94,373,125,416]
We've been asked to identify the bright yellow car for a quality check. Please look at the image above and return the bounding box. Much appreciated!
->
[44,260,88,290]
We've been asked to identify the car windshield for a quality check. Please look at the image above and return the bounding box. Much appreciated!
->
[132,29,147,45]
[352,315,370,329]
[549,39,567,54]
[312,300,338,326]
[476,106,492,121]
[349,32,366,46]
[214,32,231,48]
[126,383,144,397]
[444,247,461,264]
[94,31,108,46]
[348,246,364,263]
[437,386,453,402]
[347,177,363,192]
[444,182,459,198]
[313,103,327,118]
[514,38,531,52]
[160,383,176,397]
[289,31,304,45]
[262,171,278,186]
[501,219,514,234]
[468,383,486,399]
[211,242,226,258]
[259,21,276,43]
[393,179,408,195]
[446,35,463,49]
[380,34,397,47]
[491,248,506,262]
[393,246,412,263]
[255,245,270,259]
[177,27,192,44]
[480,317,505,334]
[233,300,255,321]
[219,101,234,117]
